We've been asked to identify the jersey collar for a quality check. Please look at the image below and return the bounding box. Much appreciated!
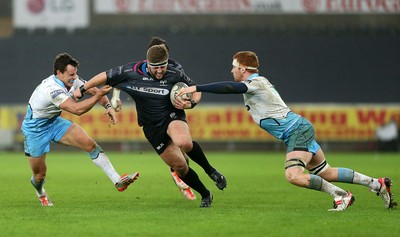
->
[53,75,66,88]
[247,73,259,81]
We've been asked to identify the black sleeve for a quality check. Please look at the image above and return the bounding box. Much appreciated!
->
[105,63,132,87]
[196,81,248,94]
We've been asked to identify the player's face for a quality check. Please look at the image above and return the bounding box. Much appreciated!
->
[148,65,167,80]
[57,65,78,88]
[231,65,244,82]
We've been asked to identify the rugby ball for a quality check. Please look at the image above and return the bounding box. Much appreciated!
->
[170,82,192,104]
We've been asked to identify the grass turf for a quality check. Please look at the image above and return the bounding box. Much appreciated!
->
[0,151,399,237]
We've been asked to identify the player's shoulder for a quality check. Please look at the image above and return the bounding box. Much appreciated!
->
[168,58,183,71]
[249,75,271,85]
[42,75,61,89]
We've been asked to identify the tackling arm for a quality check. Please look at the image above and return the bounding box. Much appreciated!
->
[60,85,112,116]
[77,72,108,98]
[196,81,248,94]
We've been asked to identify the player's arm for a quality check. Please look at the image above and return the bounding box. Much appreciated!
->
[179,81,248,96]
[60,85,112,116]
[73,76,117,124]
[79,83,112,109]
[98,93,118,125]
[197,81,248,94]
[74,72,108,98]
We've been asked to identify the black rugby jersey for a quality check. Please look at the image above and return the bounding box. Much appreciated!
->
[105,60,195,127]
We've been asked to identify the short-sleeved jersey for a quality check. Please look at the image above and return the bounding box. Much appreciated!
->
[105,60,195,127]
[22,75,84,134]
[25,75,83,119]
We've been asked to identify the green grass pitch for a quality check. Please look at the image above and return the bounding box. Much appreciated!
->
[0,151,399,237]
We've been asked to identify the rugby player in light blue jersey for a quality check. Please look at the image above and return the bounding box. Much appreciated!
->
[178,51,397,211]
[22,53,139,206]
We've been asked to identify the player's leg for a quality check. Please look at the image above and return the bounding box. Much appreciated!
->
[284,117,353,211]
[143,121,197,200]
[22,123,53,206]
[171,151,196,200]
[28,154,53,206]
[160,144,212,207]
[285,150,353,211]
[309,149,397,208]
[168,120,227,190]
[165,120,197,199]
[57,122,138,192]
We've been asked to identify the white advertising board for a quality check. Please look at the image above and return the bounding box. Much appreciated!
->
[13,0,89,30]
[94,0,400,14]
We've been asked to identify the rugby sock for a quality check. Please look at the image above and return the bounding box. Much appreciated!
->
[337,168,355,183]
[89,145,120,184]
[180,167,210,198]
[186,141,214,175]
[309,174,347,198]
[31,176,45,195]
[352,171,379,190]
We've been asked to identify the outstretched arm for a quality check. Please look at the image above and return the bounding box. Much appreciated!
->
[179,81,247,96]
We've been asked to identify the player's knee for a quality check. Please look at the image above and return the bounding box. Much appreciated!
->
[82,139,96,152]
[285,172,301,185]
[173,163,188,177]
[284,158,306,185]
[33,172,46,181]
[174,140,193,152]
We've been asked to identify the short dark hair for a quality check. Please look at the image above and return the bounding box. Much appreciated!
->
[148,36,170,52]
[53,53,79,75]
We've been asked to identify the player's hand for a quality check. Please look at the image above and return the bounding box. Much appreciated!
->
[177,86,196,97]
[172,96,191,110]
[73,88,83,100]
[111,88,122,112]
[111,98,122,112]
[105,107,118,125]
[97,85,112,96]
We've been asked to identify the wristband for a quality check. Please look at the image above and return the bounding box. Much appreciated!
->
[190,100,197,109]
[79,85,86,95]
[105,103,112,109]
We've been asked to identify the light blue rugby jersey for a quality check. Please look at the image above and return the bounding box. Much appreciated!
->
[22,75,84,132]
[242,74,300,140]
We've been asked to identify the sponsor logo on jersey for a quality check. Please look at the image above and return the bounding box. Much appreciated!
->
[126,85,169,95]
[142,77,153,81]
[50,89,65,99]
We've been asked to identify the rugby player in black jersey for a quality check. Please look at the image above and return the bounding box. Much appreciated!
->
[77,44,224,208]
[111,37,226,201]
